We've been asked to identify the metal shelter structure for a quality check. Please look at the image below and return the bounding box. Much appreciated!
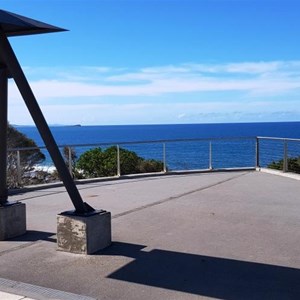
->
[0,10,94,214]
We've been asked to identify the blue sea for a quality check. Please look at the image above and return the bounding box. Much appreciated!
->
[16,122,300,171]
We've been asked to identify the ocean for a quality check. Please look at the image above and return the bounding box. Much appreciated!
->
[15,122,300,171]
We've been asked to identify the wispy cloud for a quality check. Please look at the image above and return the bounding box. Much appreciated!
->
[8,60,300,124]
[9,100,300,126]
[21,61,300,98]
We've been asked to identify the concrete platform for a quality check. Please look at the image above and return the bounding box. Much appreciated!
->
[0,171,300,299]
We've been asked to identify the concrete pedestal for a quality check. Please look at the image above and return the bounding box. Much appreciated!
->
[0,202,26,240]
[57,210,111,254]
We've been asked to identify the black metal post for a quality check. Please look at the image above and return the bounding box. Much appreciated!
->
[0,65,8,205]
[0,32,92,214]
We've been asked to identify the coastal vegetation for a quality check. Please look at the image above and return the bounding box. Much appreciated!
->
[7,123,45,187]
[268,156,300,173]
[7,125,163,187]
[10,123,300,188]
[76,146,164,178]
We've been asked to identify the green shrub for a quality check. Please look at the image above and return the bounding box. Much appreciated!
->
[76,146,163,178]
[76,148,106,178]
[138,159,164,173]
[268,156,300,173]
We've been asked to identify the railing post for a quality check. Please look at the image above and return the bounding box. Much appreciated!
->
[283,140,288,172]
[256,137,260,169]
[16,150,22,186]
[67,147,73,178]
[163,143,167,173]
[209,141,213,170]
[117,145,121,176]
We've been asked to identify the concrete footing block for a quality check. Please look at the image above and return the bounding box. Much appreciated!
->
[0,202,26,240]
[57,210,111,254]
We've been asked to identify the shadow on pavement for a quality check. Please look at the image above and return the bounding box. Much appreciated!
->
[9,230,56,243]
[100,242,300,300]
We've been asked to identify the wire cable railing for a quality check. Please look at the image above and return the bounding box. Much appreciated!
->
[7,136,300,187]
[257,136,300,172]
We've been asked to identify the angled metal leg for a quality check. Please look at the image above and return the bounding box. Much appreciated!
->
[0,33,93,214]
[0,66,8,205]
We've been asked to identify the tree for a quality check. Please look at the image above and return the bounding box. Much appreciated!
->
[7,124,45,187]
[76,146,163,178]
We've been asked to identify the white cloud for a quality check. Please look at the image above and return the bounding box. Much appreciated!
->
[7,60,300,101]
[9,99,300,126]
[7,60,300,124]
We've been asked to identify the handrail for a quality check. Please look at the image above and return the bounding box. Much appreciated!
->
[7,136,300,187]
[257,136,300,142]
[11,136,300,152]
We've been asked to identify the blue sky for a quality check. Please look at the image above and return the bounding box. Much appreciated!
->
[2,0,300,125]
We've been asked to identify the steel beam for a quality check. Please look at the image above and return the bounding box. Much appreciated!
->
[0,66,8,205]
[0,32,92,214]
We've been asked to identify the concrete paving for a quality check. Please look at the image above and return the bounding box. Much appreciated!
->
[0,171,300,299]
[0,290,34,300]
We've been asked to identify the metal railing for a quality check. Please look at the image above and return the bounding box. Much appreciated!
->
[7,136,300,187]
[256,136,300,173]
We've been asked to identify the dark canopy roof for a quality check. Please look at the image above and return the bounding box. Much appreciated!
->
[0,9,66,37]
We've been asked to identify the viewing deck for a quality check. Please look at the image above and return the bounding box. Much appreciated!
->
[0,170,300,299]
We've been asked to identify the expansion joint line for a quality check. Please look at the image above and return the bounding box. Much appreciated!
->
[0,240,43,257]
[113,171,250,219]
